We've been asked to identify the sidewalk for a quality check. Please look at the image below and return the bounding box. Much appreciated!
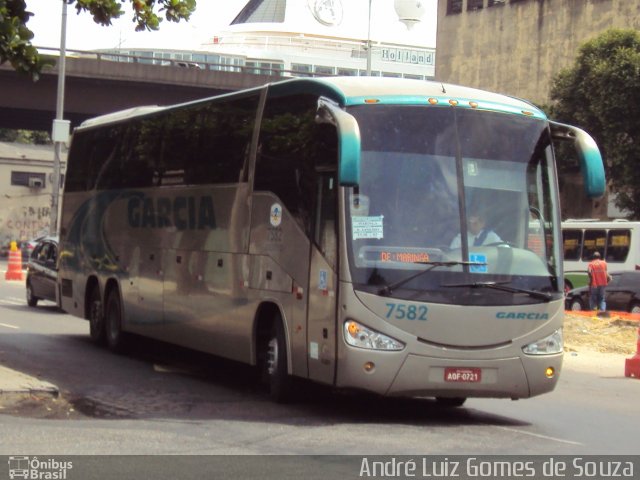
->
[0,365,59,398]
[0,264,59,400]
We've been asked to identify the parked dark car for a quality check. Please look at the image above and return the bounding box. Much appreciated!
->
[565,271,640,313]
[26,236,59,308]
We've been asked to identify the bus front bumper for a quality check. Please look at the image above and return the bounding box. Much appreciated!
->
[336,350,562,400]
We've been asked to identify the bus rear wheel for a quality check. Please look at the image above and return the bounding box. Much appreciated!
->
[88,286,105,344]
[265,319,292,403]
[105,289,127,353]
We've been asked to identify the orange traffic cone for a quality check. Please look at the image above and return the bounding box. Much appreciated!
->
[5,241,24,281]
[625,325,640,379]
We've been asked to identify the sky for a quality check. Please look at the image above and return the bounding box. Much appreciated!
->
[26,0,437,52]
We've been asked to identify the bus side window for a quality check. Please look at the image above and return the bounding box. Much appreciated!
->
[201,95,258,184]
[255,93,320,235]
[562,229,582,261]
[312,123,339,268]
[581,229,606,261]
[607,229,631,262]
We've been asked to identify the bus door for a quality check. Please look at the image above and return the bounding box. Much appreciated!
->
[306,171,339,384]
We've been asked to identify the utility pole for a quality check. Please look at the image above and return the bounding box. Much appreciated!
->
[366,0,373,75]
[51,0,70,235]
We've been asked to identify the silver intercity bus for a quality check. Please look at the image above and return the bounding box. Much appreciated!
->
[58,77,605,404]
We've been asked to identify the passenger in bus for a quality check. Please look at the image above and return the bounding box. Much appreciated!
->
[450,211,502,249]
[588,251,609,311]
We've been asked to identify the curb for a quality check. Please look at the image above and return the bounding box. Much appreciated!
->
[0,365,59,398]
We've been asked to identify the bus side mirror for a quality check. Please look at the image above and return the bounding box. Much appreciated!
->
[550,121,605,198]
[317,99,361,186]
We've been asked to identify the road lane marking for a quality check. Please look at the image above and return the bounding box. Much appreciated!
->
[0,297,25,306]
[0,322,19,329]
[494,425,583,446]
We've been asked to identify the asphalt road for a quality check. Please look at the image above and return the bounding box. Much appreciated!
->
[0,272,638,464]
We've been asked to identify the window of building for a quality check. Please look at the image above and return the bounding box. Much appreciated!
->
[488,0,506,6]
[10,171,46,188]
[447,0,462,14]
[292,63,313,77]
[337,67,358,76]
[314,65,335,76]
[468,0,483,11]
[245,61,283,76]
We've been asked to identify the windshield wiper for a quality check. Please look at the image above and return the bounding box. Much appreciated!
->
[378,261,486,296]
[441,281,554,302]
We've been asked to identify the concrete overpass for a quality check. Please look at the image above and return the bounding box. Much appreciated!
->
[0,51,278,131]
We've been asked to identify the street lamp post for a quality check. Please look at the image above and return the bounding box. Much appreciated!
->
[366,0,373,75]
[51,0,70,236]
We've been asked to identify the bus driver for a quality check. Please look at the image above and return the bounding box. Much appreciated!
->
[450,211,502,249]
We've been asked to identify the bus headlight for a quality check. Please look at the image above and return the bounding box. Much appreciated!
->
[344,320,405,351]
[522,328,563,355]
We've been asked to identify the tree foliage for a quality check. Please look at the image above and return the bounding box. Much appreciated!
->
[0,128,51,143]
[0,0,195,80]
[550,29,640,218]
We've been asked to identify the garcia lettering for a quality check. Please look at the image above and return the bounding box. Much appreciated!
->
[496,312,549,320]
[128,195,216,230]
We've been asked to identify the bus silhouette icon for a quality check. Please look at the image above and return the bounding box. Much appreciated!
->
[8,456,29,479]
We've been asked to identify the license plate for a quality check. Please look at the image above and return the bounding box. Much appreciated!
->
[444,367,482,383]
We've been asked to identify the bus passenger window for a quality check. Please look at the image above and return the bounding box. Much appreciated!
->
[562,229,582,261]
[606,230,631,262]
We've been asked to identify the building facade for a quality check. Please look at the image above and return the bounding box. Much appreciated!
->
[0,142,66,245]
[436,0,640,105]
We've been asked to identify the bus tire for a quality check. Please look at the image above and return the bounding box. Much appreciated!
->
[435,397,467,408]
[629,302,640,314]
[105,289,127,353]
[88,286,105,344]
[266,319,292,403]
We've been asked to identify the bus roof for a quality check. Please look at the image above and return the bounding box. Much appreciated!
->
[76,77,547,132]
[79,105,167,129]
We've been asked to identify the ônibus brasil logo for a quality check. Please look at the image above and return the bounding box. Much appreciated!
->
[8,456,73,479]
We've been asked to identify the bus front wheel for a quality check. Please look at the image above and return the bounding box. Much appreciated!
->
[265,319,292,403]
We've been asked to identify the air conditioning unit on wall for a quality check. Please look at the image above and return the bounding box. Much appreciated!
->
[28,177,44,188]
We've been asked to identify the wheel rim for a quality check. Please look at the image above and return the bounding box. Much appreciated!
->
[631,305,640,314]
[571,300,582,311]
[26,284,33,303]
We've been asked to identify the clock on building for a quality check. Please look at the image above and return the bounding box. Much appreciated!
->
[308,0,343,26]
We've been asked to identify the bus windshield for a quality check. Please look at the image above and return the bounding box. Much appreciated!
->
[345,104,562,306]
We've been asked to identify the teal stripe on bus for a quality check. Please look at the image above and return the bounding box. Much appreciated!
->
[344,96,547,120]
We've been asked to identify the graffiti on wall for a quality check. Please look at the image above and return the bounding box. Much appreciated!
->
[0,198,51,245]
